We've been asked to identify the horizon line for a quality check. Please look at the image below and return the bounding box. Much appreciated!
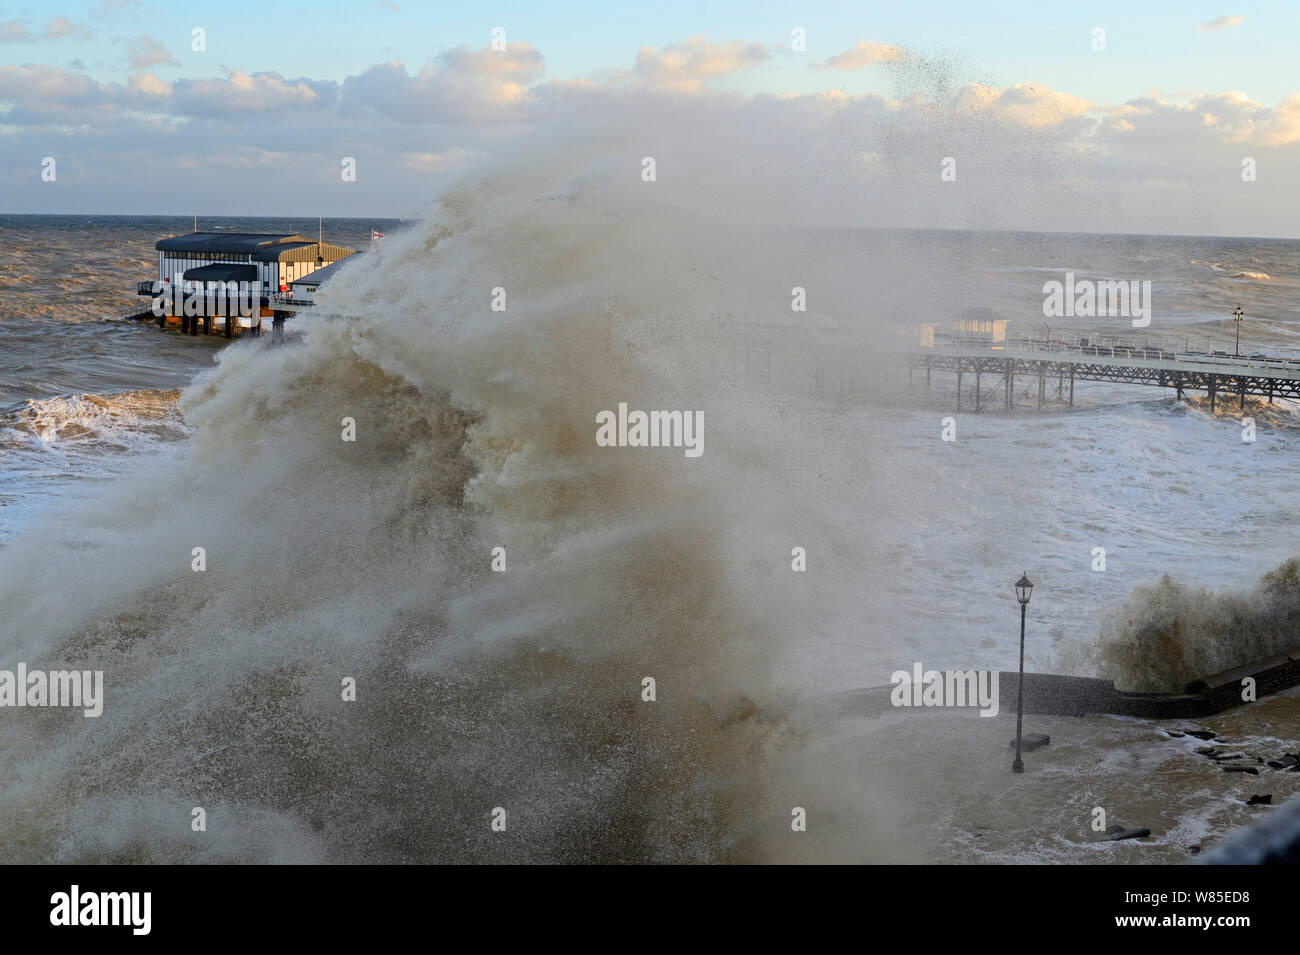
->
[3,212,1300,244]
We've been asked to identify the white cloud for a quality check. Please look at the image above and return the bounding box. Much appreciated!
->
[4,36,1300,234]
[0,15,92,42]
[952,81,1092,127]
[127,72,171,97]
[123,35,179,69]
[815,40,904,70]
[631,37,770,91]
[342,44,544,122]
[1198,15,1245,31]
[172,70,336,114]
[0,21,34,42]
[0,62,108,111]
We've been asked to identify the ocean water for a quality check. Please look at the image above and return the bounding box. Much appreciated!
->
[1,198,1298,863]
[0,216,401,543]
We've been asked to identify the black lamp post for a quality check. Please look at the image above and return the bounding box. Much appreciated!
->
[1233,306,1244,357]
[1012,572,1034,774]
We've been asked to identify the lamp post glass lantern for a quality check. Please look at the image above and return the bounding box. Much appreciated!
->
[1012,573,1033,773]
[1234,306,1244,357]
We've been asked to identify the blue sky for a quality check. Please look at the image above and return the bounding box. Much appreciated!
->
[17,0,1294,104]
[4,1,1300,235]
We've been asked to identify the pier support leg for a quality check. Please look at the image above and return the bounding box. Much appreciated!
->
[203,315,213,336]
[1209,379,1216,413]
[975,370,981,412]
[1268,381,1273,405]
[1176,375,1183,401]
[224,313,234,339]
[1005,372,1012,412]
[189,312,199,336]
[956,370,962,411]
[925,359,931,387]
[272,313,286,343]
[1069,368,1074,407]
[1038,366,1045,409]
[180,313,190,334]
[1239,377,1245,411]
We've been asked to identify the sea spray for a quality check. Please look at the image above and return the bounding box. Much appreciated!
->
[1094,558,1300,693]
[0,148,902,862]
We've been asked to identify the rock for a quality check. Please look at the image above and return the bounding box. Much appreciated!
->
[1104,827,1152,841]
[1165,730,1186,738]
[1188,845,1201,855]
[1245,794,1272,806]
[1212,753,1245,762]
[1223,766,1260,775]
[1009,732,1050,752]
[1195,746,1218,757]
[1187,730,1217,740]
[1269,755,1300,770]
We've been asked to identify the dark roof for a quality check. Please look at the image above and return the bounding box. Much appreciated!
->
[289,253,360,288]
[156,232,309,254]
[182,264,258,283]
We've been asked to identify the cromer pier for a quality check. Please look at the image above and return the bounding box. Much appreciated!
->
[903,335,1300,412]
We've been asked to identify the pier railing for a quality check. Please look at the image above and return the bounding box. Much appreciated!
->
[929,335,1300,372]
[267,292,314,307]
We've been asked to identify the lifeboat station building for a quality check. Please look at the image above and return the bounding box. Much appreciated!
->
[137,232,355,337]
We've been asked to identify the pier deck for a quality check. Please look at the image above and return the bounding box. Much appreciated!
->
[900,338,1300,411]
